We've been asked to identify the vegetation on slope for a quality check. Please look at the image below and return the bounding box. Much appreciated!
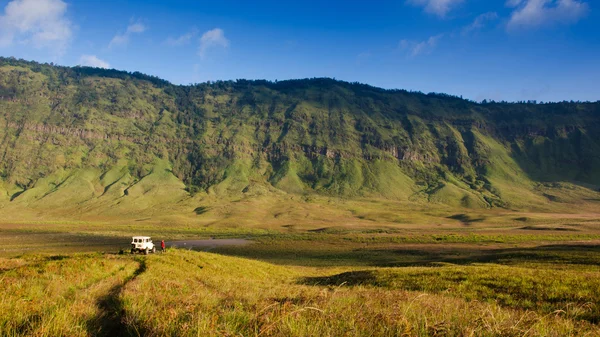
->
[0,57,599,213]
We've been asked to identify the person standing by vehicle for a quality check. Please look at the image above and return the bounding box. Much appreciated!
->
[161,240,166,253]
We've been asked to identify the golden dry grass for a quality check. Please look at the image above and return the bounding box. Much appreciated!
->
[2,248,600,336]
[1,196,600,336]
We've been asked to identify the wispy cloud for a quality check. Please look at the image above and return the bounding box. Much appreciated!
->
[406,0,463,17]
[166,28,198,46]
[0,0,72,55]
[506,0,525,6]
[507,0,589,30]
[198,28,229,58]
[109,20,147,48]
[463,12,499,34]
[399,34,444,57]
[78,55,110,68]
[356,52,372,65]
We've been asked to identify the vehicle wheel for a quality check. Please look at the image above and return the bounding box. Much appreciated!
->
[130,249,135,254]
[152,247,156,254]
[144,248,149,255]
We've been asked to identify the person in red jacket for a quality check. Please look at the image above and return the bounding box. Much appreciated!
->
[161,240,166,253]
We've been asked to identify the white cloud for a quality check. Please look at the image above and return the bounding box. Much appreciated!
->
[109,34,127,47]
[127,23,146,34]
[78,55,110,68]
[109,21,147,48]
[0,0,72,54]
[198,28,229,58]
[166,28,198,46]
[399,34,444,56]
[463,12,499,34]
[507,0,589,30]
[406,0,463,17]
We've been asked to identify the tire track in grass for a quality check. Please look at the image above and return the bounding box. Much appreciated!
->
[87,257,147,337]
[2,255,138,336]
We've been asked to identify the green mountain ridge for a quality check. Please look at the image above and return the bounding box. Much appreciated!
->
[0,57,599,216]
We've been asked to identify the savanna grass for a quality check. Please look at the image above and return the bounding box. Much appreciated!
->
[117,250,600,336]
[0,254,138,337]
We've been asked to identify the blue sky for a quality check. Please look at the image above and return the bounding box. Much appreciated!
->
[0,0,598,102]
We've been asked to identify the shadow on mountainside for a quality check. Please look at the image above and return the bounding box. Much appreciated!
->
[86,259,147,337]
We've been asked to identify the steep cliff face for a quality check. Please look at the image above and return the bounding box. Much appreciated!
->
[0,58,599,212]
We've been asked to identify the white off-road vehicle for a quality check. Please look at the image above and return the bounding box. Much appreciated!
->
[131,236,156,255]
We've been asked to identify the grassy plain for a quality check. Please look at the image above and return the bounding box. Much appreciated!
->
[1,196,600,336]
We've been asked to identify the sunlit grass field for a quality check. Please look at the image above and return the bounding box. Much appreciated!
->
[1,196,600,336]
[2,247,600,337]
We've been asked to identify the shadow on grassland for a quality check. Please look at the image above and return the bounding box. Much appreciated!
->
[298,248,600,324]
[86,259,147,337]
[215,243,600,267]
